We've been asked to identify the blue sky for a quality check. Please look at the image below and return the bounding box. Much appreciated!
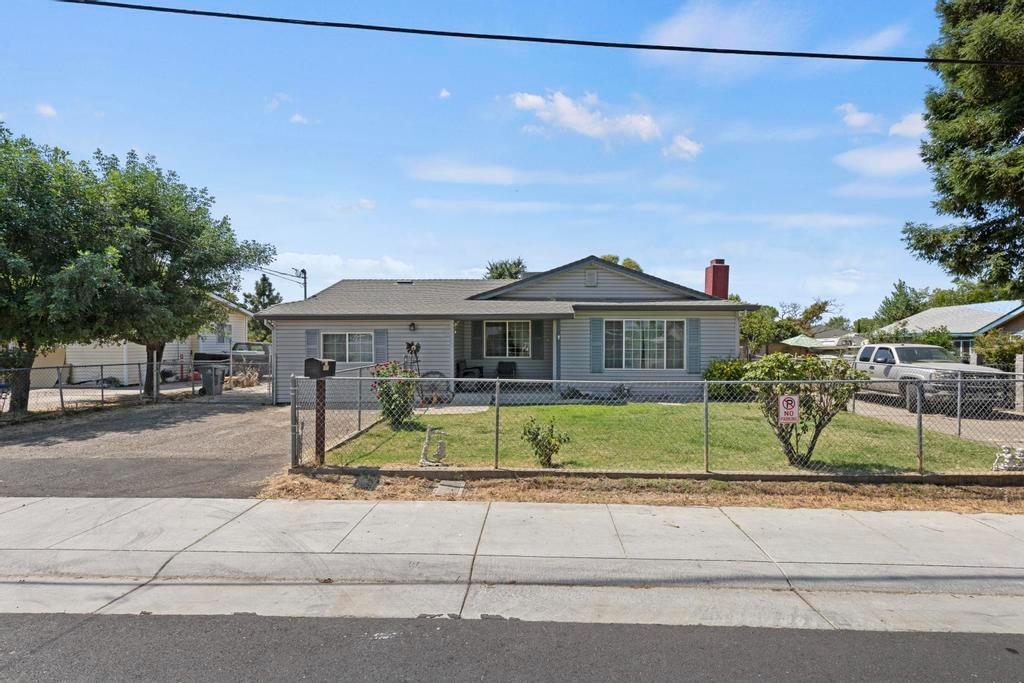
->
[2,0,952,318]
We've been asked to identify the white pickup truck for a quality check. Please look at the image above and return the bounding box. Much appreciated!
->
[853,343,1011,413]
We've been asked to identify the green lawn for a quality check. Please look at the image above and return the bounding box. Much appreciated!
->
[327,402,996,473]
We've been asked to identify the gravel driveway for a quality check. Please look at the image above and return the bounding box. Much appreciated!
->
[0,402,289,497]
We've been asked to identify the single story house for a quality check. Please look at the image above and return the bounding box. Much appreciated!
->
[63,294,253,386]
[257,256,757,404]
[874,299,1024,356]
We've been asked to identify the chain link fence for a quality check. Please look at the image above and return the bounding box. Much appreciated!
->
[1,357,272,423]
[291,375,1024,474]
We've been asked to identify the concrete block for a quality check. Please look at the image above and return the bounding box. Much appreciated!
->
[52,498,257,551]
[191,500,374,553]
[800,590,1024,633]
[0,549,172,580]
[161,551,472,584]
[472,556,788,589]
[0,498,156,549]
[722,507,913,565]
[462,584,832,629]
[845,510,1024,568]
[334,501,488,555]
[0,498,44,516]
[478,503,624,558]
[0,579,141,614]
[100,582,467,619]
[608,505,767,561]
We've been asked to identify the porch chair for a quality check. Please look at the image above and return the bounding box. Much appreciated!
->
[455,359,484,378]
[496,361,519,379]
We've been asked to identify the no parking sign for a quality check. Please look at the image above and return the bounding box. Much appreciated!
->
[779,394,799,424]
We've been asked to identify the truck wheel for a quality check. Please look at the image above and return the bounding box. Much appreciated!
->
[904,386,929,413]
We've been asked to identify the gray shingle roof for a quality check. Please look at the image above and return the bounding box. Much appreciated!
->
[256,277,757,320]
[876,300,1024,336]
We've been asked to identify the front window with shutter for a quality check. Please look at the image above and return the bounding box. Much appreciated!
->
[322,332,374,363]
[604,319,685,370]
[484,321,531,358]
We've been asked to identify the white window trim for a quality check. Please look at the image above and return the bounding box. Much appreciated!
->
[603,319,686,371]
[483,320,532,359]
[321,331,375,364]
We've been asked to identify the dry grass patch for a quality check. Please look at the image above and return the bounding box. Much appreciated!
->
[260,472,1024,513]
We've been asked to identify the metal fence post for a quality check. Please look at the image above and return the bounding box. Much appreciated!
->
[916,380,924,474]
[191,360,196,396]
[494,379,501,469]
[56,365,66,414]
[955,371,962,438]
[357,367,363,432]
[703,380,710,473]
[99,364,105,405]
[290,374,298,467]
[137,363,144,401]
[153,360,160,403]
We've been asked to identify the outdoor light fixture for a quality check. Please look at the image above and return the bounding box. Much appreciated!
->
[408,322,417,332]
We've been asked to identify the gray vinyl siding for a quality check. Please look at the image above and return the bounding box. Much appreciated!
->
[453,320,553,380]
[271,318,454,403]
[498,263,680,300]
[558,310,739,382]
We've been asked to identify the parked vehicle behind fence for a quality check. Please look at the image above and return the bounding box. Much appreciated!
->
[853,343,1011,413]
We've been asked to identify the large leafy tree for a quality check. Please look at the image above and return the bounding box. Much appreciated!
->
[485,257,526,279]
[903,1,1024,296]
[243,274,283,342]
[874,280,930,325]
[94,150,275,393]
[600,254,643,272]
[0,126,133,412]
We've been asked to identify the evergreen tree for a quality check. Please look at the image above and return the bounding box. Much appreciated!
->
[244,274,283,342]
[874,280,930,325]
[485,257,526,279]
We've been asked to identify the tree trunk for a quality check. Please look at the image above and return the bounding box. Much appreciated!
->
[5,345,36,415]
[143,343,166,398]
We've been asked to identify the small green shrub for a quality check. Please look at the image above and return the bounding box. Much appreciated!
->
[371,361,418,428]
[521,417,570,468]
[703,358,750,400]
[742,353,867,468]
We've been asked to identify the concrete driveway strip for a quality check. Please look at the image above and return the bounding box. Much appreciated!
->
[51,498,256,552]
[477,503,624,558]
[0,498,158,549]
[190,500,374,553]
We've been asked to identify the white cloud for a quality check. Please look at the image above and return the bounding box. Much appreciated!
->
[643,1,803,82]
[405,158,631,186]
[843,25,907,54]
[889,112,927,138]
[834,144,923,177]
[438,88,451,99]
[835,103,880,130]
[510,91,660,141]
[832,179,930,199]
[652,173,716,192]
[35,103,56,118]
[662,134,702,161]
[264,93,290,112]
[0,112,6,122]
[289,113,310,125]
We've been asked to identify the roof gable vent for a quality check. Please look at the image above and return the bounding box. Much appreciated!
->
[584,269,598,287]
[395,279,414,284]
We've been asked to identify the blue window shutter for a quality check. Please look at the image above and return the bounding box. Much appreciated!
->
[590,318,604,374]
[686,318,701,373]
[305,329,320,358]
[373,329,388,363]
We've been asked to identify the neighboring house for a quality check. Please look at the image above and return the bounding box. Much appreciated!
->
[779,331,866,356]
[874,300,1024,356]
[62,295,253,385]
[257,256,757,404]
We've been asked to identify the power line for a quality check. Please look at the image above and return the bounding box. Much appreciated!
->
[55,0,1024,67]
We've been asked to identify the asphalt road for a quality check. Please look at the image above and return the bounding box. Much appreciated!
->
[0,402,289,497]
[0,614,1022,681]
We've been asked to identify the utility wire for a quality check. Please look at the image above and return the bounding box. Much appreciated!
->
[55,0,1024,67]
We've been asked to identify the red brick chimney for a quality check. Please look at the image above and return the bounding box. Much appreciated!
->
[704,258,729,299]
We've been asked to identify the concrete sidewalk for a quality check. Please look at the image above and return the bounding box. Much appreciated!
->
[1,497,1023,633]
